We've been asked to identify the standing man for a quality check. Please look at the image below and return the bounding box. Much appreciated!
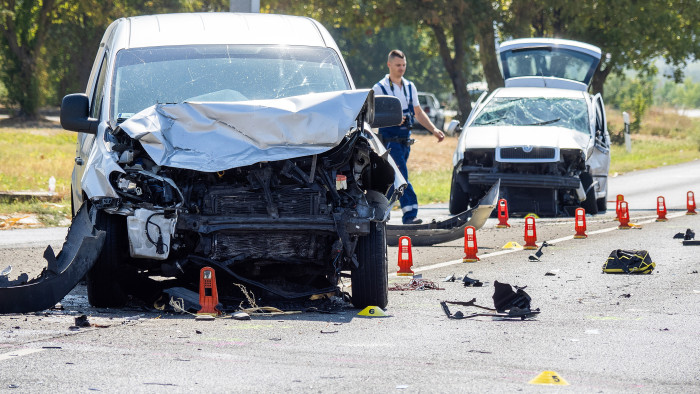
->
[373,49,445,225]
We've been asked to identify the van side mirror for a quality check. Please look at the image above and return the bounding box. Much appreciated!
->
[61,94,98,134]
[371,95,403,128]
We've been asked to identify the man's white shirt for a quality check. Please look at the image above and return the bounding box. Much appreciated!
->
[373,74,418,112]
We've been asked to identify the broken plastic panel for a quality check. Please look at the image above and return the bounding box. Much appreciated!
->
[0,205,106,314]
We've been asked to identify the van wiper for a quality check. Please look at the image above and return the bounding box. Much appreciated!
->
[525,118,560,126]
[474,117,505,126]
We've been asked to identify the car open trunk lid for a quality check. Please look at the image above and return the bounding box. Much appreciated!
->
[498,38,601,91]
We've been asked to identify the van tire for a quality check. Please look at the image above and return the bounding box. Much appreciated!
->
[87,210,130,308]
[579,172,599,215]
[351,221,388,309]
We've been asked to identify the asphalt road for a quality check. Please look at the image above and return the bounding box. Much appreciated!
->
[1,162,699,392]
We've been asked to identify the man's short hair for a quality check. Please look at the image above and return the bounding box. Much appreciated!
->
[388,49,405,61]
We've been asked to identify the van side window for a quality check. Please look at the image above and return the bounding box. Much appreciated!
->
[90,56,108,119]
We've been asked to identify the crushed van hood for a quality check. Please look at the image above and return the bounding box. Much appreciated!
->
[119,90,371,172]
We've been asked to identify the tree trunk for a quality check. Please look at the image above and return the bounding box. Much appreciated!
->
[591,64,613,96]
[429,22,472,122]
[477,20,503,92]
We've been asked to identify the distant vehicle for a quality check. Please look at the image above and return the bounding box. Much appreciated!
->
[446,38,611,217]
[415,92,445,131]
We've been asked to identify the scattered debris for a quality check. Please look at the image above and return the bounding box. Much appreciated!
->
[74,315,91,327]
[232,311,251,320]
[440,281,540,320]
[194,315,215,321]
[544,271,557,276]
[679,228,700,245]
[529,241,550,261]
[0,266,11,278]
[619,293,631,298]
[602,250,655,274]
[320,330,338,334]
[462,275,483,287]
[389,278,444,291]
[443,274,456,282]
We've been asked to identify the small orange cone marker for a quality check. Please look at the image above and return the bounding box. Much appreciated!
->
[523,216,538,250]
[574,208,587,238]
[687,191,697,215]
[618,201,631,229]
[496,199,510,228]
[656,196,668,221]
[463,226,480,262]
[198,267,222,316]
[615,194,625,219]
[397,236,414,276]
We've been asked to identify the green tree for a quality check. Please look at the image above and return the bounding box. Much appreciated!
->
[0,0,62,119]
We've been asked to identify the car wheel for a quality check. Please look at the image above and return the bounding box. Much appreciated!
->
[579,172,599,215]
[449,168,470,215]
[597,195,608,212]
[87,209,130,308]
[351,221,388,309]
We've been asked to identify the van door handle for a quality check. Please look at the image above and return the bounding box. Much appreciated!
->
[75,157,84,165]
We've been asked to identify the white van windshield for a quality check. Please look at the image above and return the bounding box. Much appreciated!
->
[111,45,350,122]
[472,97,589,134]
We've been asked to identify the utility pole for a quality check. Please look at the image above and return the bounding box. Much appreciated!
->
[230,0,260,12]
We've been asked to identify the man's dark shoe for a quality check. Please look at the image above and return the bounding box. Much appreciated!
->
[403,217,423,225]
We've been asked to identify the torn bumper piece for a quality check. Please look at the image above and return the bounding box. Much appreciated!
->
[386,180,500,246]
[0,205,105,313]
[440,280,540,320]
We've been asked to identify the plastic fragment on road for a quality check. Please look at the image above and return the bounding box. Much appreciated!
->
[389,278,444,291]
[396,236,414,276]
[602,250,655,274]
[440,280,540,320]
[462,275,483,287]
[357,306,387,317]
[528,371,569,385]
[677,228,700,246]
[528,241,550,261]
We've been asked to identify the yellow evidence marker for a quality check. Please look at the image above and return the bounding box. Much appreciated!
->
[357,306,387,317]
[528,370,569,385]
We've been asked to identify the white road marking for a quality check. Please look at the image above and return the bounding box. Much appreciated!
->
[389,211,688,277]
[0,348,44,361]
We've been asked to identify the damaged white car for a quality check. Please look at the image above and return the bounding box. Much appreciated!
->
[448,38,610,216]
[53,13,406,311]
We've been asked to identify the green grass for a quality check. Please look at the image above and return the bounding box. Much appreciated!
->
[610,136,700,174]
[411,169,452,204]
[0,128,76,226]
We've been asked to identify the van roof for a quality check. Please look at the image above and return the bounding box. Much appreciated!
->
[107,13,333,50]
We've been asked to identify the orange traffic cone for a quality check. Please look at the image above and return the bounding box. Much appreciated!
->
[618,201,631,229]
[397,236,415,276]
[615,194,625,219]
[574,208,587,238]
[463,226,480,262]
[687,191,697,215]
[198,267,222,316]
[524,216,538,250]
[496,199,511,228]
[656,196,668,222]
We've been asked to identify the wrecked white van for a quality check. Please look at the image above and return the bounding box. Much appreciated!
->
[5,13,407,312]
[447,38,610,216]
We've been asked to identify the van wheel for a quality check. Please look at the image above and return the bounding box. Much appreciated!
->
[351,221,388,309]
[579,172,598,215]
[449,169,469,214]
[87,210,130,308]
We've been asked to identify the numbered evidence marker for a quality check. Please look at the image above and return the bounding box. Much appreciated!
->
[528,370,569,385]
[357,306,387,317]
